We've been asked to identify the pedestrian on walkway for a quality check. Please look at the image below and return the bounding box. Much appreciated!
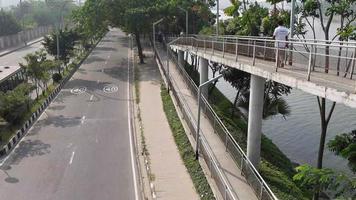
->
[273,19,289,68]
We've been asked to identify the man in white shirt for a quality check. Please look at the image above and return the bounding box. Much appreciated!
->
[273,19,289,68]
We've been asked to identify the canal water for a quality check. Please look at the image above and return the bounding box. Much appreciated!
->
[210,68,356,174]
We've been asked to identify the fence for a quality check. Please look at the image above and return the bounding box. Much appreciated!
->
[155,39,278,199]
[0,26,53,51]
[175,35,356,82]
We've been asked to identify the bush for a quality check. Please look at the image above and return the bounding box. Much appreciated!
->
[0,84,31,124]
[52,73,62,83]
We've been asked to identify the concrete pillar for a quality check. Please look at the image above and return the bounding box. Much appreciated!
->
[247,74,265,167]
[199,57,209,97]
[178,50,185,67]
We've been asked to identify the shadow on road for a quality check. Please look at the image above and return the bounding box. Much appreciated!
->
[94,46,116,52]
[83,56,106,64]
[7,139,51,165]
[29,115,82,135]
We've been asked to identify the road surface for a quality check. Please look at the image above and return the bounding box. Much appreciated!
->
[0,41,44,66]
[0,29,138,200]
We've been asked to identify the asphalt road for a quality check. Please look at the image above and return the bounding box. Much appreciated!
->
[0,41,44,66]
[0,29,138,200]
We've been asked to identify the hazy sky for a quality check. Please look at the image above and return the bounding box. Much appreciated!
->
[1,0,233,9]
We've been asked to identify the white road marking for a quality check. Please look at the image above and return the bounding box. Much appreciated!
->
[127,42,139,200]
[89,95,94,101]
[69,151,75,165]
[107,55,111,59]
[105,61,108,65]
[81,116,86,124]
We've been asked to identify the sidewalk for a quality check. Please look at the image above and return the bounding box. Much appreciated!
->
[137,50,199,200]
[155,45,259,200]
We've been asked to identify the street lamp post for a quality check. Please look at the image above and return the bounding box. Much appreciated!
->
[289,0,296,65]
[216,0,219,35]
[195,73,224,160]
[178,7,189,35]
[153,18,164,56]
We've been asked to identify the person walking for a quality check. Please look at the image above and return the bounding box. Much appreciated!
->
[273,19,289,68]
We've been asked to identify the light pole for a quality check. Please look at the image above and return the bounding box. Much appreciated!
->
[289,0,296,65]
[153,18,164,56]
[195,73,224,160]
[178,6,188,35]
[216,0,219,35]
[45,0,74,61]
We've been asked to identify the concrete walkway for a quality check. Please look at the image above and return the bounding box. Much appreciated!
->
[155,45,259,200]
[138,51,199,200]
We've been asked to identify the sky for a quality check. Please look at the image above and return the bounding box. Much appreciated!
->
[1,0,234,9]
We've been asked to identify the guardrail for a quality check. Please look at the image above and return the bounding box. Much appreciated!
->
[173,36,356,85]
[155,38,279,199]
[154,43,238,200]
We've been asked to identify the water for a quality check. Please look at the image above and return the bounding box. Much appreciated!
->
[211,68,356,174]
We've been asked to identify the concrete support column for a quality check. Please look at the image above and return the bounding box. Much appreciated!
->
[247,74,265,167]
[199,57,209,97]
[178,50,185,67]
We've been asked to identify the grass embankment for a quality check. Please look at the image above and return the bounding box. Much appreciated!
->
[184,65,309,200]
[161,85,215,200]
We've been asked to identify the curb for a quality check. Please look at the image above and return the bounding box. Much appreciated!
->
[0,38,44,57]
[0,33,105,158]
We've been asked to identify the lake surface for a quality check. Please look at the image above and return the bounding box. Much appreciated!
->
[211,69,356,174]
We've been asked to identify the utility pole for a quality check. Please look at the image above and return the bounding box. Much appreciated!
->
[216,0,219,35]
[288,0,296,65]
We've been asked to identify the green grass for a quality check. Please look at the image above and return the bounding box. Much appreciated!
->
[161,85,215,200]
[184,66,309,199]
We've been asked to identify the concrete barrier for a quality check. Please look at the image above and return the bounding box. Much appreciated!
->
[0,26,53,52]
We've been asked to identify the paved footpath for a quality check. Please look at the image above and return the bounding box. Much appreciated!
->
[156,45,258,200]
[138,50,199,200]
[0,29,139,200]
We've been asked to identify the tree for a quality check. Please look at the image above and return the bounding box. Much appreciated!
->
[0,83,32,124]
[0,10,22,36]
[20,50,51,99]
[42,28,80,73]
[293,164,356,199]
[224,0,241,17]
[328,130,356,172]
[223,68,291,119]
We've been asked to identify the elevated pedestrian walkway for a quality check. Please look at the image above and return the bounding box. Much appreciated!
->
[171,36,356,108]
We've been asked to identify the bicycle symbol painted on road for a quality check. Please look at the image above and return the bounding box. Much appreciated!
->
[103,85,119,93]
[70,87,87,95]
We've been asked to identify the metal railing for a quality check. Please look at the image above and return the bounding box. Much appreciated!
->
[155,44,238,200]
[155,39,278,199]
[173,36,356,88]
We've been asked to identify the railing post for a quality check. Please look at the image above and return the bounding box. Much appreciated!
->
[235,38,239,62]
[260,182,264,199]
[212,39,215,55]
[224,186,227,200]
[307,44,314,81]
[263,40,267,60]
[223,37,225,58]
[253,40,256,66]
[275,42,279,72]
[225,132,228,152]
[350,47,356,80]
[204,39,206,53]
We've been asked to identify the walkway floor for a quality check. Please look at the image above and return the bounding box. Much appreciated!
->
[138,50,199,200]
[155,45,258,200]
[173,44,356,108]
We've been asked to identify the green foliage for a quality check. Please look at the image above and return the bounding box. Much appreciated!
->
[0,10,22,36]
[261,10,290,36]
[225,2,268,36]
[42,28,80,67]
[0,83,32,124]
[328,130,356,172]
[161,85,215,200]
[52,73,63,83]
[293,164,356,199]
[224,0,241,17]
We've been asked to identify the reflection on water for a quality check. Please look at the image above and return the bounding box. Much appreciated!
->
[210,68,356,174]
